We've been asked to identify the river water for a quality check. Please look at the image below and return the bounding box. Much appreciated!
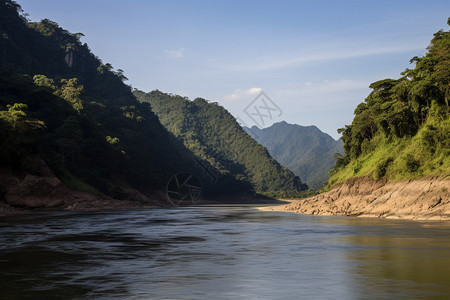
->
[1,207,450,299]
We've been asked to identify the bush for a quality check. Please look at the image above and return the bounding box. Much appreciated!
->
[375,157,393,180]
[404,154,420,173]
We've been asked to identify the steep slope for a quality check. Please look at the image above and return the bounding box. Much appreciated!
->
[329,21,450,187]
[0,0,255,210]
[244,121,343,189]
[261,20,450,220]
[0,0,190,202]
[134,90,308,196]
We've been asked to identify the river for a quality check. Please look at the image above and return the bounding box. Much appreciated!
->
[1,207,450,299]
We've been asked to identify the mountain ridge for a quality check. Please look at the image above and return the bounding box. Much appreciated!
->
[134,90,308,196]
[0,0,276,214]
[244,121,343,190]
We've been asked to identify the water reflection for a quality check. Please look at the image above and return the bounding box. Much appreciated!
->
[337,220,450,298]
[1,208,449,299]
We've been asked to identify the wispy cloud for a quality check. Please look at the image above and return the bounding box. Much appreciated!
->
[224,87,262,102]
[276,79,371,108]
[283,79,370,94]
[219,44,423,72]
[164,48,185,58]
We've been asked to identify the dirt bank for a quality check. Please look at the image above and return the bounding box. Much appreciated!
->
[0,157,166,216]
[258,177,450,221]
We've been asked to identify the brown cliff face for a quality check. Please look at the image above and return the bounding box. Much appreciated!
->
[266,177,450,220]
[0,157,162,216]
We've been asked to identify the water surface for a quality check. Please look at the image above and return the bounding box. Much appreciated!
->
[1,207,450,299]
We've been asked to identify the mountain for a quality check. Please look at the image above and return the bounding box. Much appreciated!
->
[134,90,308,196]
[244,121,343,190]
[0,0,257,209]
[329,20,450,187]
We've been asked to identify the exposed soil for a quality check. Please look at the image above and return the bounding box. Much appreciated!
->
[0,158,165,216]
[258,177,450,221]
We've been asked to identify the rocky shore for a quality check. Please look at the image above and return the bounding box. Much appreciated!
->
[258,177,450,221]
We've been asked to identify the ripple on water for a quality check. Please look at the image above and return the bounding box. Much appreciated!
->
[1,208,450,299]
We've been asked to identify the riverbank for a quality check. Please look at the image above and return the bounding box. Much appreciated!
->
[0,162,161,216]
[0,161,272,216]
[257,177,450,221]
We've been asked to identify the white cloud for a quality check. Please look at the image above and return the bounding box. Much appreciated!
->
[245,87,262,95]
[223,87,262,102]
[164,48,185,58]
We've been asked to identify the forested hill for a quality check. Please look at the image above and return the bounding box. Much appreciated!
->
[328,20,450,187]
[0,0,256,203]
[244,122,343,190]
[134,90,308,196]
[0,0,194,197]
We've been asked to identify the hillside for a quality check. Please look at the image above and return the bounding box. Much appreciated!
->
[0,0,257,211]
[0,0,192,203]
[244,121,343,190]
[134,90,308,196]
[261,20,450,220]
[328,20,450,187]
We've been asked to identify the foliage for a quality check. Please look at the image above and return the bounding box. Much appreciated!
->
[0,0,283,201]
[0,1,198,199]
[329,21,450,187]
[0,103,45,132]
[134,90,308,194]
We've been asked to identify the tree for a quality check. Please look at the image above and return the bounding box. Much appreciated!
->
[58,78,84,112]
[33,74,56,91]
[0,103,44,132]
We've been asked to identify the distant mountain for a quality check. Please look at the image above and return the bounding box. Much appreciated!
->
[244,121,343,190]
[134,90,308,195]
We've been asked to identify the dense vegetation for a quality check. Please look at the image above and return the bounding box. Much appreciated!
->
[245,122,343,190]
[134,90,308,196]
[329,20,450,187]
[0,0,257,201]
[0,0,192,196]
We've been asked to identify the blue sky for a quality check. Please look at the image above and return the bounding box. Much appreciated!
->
[18,0,450,139]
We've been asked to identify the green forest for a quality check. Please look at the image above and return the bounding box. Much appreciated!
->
[1,0,448,209]
[0,0,306,205]
[0,0,198,199]
[329,19,450,187]
[134,90,307,197]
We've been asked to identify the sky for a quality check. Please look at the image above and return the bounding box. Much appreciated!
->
[18,0,450,139]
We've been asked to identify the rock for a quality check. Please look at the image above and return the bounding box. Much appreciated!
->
[6,175,69,208]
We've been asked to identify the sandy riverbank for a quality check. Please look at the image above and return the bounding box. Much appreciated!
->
[256,177,450,221]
